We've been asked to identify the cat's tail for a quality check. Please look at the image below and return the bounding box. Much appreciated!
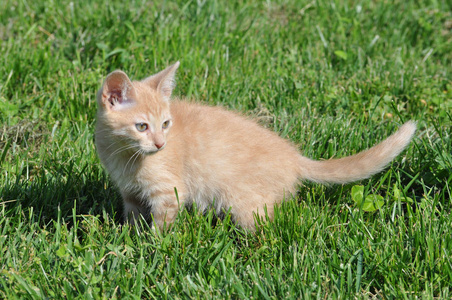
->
[298,121,416,184]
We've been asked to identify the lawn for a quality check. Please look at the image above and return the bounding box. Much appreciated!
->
[1,0,451,298]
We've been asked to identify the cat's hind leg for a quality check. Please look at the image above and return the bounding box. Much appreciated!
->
[231,198,276,231]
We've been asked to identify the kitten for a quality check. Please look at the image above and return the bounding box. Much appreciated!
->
[95,61,416,230]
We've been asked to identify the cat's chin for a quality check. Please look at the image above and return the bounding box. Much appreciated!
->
[142,150,158,155]
[143,147,165,155]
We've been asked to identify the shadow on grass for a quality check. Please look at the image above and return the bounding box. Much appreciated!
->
[0,166,123,227]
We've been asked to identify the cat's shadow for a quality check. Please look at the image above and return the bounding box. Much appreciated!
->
[1,168,234,233]
[1,168,123,227]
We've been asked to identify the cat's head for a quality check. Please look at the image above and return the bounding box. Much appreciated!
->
[97,62,180,154]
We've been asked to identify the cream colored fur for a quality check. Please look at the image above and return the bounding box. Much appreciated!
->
[95,61,416,230]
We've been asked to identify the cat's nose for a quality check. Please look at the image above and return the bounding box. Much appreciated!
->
[155,142,165,149]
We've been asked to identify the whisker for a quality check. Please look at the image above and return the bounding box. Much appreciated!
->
[124,149,142,175]
[129,149,143,172]
[95,129,117,136]
[105,139,122,151]
[108,144,131,157]
[108,144,137,159]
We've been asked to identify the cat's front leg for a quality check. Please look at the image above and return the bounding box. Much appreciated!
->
[149,189,185,230]
[122,192,149,226]
[122,188,184,230]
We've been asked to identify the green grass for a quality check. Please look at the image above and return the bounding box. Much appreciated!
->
[1,0,451,298]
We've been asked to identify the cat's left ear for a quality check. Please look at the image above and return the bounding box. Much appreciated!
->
[142,61,180,101]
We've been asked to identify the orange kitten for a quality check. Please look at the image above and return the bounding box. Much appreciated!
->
[95,61,416,230]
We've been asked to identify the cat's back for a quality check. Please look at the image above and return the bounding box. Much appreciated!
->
[168,100,301,185]
[169,100,294,151]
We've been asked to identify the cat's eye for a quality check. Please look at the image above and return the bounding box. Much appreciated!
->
[135,123,148,132]
[162,120,171,129]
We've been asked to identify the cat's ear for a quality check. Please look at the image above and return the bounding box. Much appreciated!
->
[142,61,180,101]
[99,70,137,110]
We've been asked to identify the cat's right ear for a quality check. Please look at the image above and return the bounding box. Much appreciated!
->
[99,70,137,110]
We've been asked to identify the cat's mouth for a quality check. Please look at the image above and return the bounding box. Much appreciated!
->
[142,145,166,155]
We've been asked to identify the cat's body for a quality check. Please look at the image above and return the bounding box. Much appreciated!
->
[95,62,416,230]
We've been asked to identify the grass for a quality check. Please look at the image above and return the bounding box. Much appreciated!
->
[0,0,451,298]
